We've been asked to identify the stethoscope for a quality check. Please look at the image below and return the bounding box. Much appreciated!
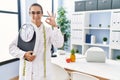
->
[20,24,35,42]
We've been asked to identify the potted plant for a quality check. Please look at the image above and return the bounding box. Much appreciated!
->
[103,37,107,44]
[108,25,110,28]
[76,49,79,53]
[89,24,92,27]
[116,55,120,61]
[57,7,70,50]
[99,24,102,27]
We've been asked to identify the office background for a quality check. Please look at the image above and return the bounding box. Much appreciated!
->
[0,0,120,79]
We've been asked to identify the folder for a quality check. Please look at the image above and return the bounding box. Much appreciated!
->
[86,34,92,43]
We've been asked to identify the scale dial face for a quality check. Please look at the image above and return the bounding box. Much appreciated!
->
[20,24,35,42]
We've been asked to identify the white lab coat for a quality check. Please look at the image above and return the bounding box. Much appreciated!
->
[9,23,64,80]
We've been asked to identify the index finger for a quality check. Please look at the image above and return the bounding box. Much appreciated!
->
[54,13,56,18]
[47,11,51,17]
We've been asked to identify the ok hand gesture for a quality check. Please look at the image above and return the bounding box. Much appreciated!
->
[45,11,57,27]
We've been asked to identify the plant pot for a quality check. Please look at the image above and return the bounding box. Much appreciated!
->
[103,41,107,45]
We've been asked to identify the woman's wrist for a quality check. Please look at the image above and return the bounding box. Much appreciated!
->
[52,24,57,27]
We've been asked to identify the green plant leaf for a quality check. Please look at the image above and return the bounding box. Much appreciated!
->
[57,7,70,50]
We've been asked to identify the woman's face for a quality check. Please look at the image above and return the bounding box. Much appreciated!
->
[29,6,43,23]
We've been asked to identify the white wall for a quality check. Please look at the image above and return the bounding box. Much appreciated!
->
[62,0,86,19]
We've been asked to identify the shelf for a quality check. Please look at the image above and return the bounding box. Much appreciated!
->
[84,27,110,30]
[71,29,82,31]
[85,43,109,47]
[111,29,120,31]
[71,9,120,59]
[71,42,83,46]
[111,47,120,50]
[110,44,120,50]
[85,9,112,13]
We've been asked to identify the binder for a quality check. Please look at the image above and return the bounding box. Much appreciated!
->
[86,34,92,43]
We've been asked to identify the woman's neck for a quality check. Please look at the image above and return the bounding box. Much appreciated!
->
[32,21,42,27]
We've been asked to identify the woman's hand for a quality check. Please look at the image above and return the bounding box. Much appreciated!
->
[24,51,36,62]
[45,11,57,27]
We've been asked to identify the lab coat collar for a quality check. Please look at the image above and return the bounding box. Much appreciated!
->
[30,22,44,30]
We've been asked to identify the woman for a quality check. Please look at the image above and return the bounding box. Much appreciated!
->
[9,3,64,80]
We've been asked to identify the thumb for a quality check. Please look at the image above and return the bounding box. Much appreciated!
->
[45,18,50,23]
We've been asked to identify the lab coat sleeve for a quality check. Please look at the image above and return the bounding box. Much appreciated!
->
[9,36,26,59]
[50,27,64,48]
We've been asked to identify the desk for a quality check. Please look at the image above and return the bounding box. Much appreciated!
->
[51,53,120,80]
